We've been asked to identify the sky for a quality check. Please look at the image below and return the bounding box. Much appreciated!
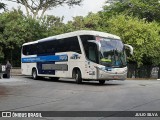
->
[1,0,107,23]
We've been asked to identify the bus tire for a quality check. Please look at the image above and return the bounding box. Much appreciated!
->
[32,69,38,80]
[99,80,105,85]
[73,69,82,84]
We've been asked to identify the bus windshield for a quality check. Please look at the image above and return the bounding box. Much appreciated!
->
[97,37,127,68]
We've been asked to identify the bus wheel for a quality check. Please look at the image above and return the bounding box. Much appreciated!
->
[99,80,105,85]
[74,69,82,84]
[32,69,38,80]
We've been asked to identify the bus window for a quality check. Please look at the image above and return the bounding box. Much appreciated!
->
[22,45,27,55]
[22,44,37,55]
[80,35,99,63]
[58,36,81,54]
[37,40,58,55]
[88,44,96,62]
[88,42,98,63]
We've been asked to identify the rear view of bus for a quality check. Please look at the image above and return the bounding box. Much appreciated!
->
[21,30,133,84]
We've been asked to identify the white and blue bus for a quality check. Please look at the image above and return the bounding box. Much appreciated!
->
[21,30,133,84]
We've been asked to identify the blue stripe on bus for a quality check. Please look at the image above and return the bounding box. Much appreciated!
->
[21,54,68,63]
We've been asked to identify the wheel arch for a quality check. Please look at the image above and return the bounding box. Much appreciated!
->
[32,67,37,75]
[72,67,81,78]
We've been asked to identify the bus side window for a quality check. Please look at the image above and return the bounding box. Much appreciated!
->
[88,43,98,63]
[80,35,99,63]
[89,46,96,62]
[22,46,27,55]
[22,45,36,55]
[62,36,81,54]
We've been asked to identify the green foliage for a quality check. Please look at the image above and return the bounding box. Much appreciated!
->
[0,46,4,62]
[100,0,160,66]
[42,15,66,36]
[0,9,48,66]
[0,2,5,10]
[65,13,103,32]
[104,15,160,66]
[103,0,160,22]
[83,13,103,31]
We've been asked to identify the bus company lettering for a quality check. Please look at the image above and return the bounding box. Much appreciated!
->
[70,54,80,59]
[59,55,68,61]
[26,58,40,62]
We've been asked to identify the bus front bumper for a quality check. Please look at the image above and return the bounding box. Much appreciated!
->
[97,67,127,80]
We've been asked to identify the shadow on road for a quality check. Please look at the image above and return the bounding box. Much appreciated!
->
[24,76,123,87]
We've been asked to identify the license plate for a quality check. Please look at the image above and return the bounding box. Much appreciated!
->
[113,76,119,79]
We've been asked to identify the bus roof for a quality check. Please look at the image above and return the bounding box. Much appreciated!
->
[22,30,120,46]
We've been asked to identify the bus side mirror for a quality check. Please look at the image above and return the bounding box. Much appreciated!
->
[124,44,133,55]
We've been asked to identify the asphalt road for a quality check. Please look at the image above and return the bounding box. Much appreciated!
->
[0,76,160,120]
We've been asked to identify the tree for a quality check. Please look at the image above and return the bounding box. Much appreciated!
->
[7,0,83,19]
[104,15,160,66]
[0,9,48,66]
[69,16,85,30]
[103,0,160,22]
[65,12,102,32]
[0,2,6,62]
[0,2,5,10]
[106,0,127,4]
[83,13,102,30]
[42,15,66,36]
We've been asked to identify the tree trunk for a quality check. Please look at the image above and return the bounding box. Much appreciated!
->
[39,7,48,20]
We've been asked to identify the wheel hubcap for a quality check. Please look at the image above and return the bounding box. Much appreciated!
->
[33,71,36,78]
[75,73,78,80]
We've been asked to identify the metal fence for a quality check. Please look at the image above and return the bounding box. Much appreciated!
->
[127,64,160,79]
